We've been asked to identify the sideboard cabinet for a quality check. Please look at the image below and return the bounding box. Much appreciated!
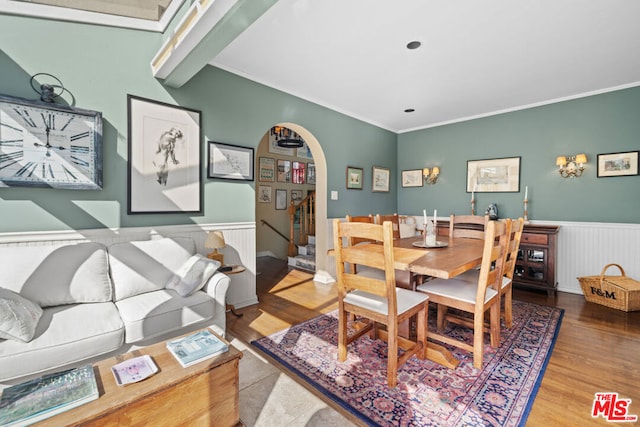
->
[436,221,559,295]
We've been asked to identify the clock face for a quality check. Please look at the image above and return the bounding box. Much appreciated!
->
[0,95,102,190]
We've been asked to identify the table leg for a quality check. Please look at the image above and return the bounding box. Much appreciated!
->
[426,341,460,369]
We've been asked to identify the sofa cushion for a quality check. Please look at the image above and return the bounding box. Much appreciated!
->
[0,302,124,382]
[0,243,112,307]
[115,289,214,343]
[166,254,220,297]
[108,237,195,302]
[0,288,43,342]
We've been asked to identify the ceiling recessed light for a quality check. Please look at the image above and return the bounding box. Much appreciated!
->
[404,108,415,113]
[406,41,421,50]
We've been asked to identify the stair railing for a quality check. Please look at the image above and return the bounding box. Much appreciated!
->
[287,191,315,257]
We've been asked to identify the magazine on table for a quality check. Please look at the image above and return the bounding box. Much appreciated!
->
[111,355,158,386]
[166,328,229,368]
[0,364,98,426]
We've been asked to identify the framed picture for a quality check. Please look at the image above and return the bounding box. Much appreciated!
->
[275,189,287,209]
[597,151,639,177]
[258,185,272,203]
[467,156,520,193]
[297,142,313,160]
[402,169,424,188]
[291,189,303,203]
[307,163,316,185]
[346,166,363,190]
[207,141,254,181]
[127,95,201,214]
[292,161,306,184]
[277,159,291,182]
[372,166,390,192]
[259,157,275,182]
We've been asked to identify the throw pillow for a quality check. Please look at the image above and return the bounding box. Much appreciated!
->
[166,254,221,297]
[0,288,43,343]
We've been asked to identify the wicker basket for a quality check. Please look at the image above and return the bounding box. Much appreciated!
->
[578,264,640,312]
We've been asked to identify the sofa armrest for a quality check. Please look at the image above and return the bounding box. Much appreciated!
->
[202,270,231,337]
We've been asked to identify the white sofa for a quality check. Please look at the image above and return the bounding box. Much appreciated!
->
[0,236,230,382]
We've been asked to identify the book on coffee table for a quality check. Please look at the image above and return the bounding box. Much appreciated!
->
[0,364,98,426]
[111,355,158,386]
[166,329,228,368]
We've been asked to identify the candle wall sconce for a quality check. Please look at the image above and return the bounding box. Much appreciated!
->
[423,166,440,184]
[556,154,587,178]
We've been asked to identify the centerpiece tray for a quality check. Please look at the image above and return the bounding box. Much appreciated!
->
[412,241,448,248]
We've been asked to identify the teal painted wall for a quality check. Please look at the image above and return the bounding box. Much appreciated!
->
[0,14,397,233]
[398,87,640,223]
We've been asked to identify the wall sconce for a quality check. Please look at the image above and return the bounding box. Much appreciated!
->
[423,166,440,184]
[205,231,226,264]
[556,154,587,178]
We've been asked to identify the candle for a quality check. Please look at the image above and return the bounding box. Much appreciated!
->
[471,189,474,202]
[524,186,528,200]
[423,209,427,225]
[433,209,437,227]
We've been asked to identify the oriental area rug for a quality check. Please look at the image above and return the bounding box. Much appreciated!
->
[252,300,563,427]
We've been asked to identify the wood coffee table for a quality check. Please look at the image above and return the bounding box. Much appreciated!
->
[37,329,243,427]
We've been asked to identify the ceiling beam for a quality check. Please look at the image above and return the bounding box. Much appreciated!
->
[154,0,279,88]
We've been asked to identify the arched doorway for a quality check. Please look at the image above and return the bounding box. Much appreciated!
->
[256,122,333,283]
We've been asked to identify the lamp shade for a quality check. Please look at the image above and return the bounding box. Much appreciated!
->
[423,167,430,177]
[556,156,567,166]
[431,166,440,175]
[205,231,225,249]
[575,153,587,164]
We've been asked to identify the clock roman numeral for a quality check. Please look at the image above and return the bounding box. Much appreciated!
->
[70,131,90,142]
[71,156,90,167]
[41,113,55,130]
[71,145,90,154]
[13,108,37,127]
[60,117,74,131]
[15,162,37,177]
[1,122,22,132]
[62,165,78,181]
[0,139,23,147]
[0,152,22,170]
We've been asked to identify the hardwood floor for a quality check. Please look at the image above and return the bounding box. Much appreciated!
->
[227,257,640,426]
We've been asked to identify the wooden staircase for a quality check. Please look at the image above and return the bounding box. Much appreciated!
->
[287,191,316,271]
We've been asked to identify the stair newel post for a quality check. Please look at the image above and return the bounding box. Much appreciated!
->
[288,202,297,257]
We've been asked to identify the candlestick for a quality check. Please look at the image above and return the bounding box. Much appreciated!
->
[524,199,530,224]
[471,199,476,215]
[524,186,528,201]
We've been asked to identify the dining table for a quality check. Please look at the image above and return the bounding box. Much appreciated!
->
[329,234,485,369]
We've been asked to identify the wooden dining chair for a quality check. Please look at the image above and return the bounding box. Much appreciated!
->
[333,219,429,387]
[375,213,400,239]
[344,214,375,274]
[456,218,524,328]
[416,219,510,369]
[449,214,489,240]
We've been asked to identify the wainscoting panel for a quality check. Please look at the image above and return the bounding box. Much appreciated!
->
[322,218,640,295]
[0,222,258,309]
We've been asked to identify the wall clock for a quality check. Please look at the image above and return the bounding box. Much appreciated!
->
[0,94,102,190]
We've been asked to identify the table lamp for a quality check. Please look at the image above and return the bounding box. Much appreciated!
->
[205,231,225,264]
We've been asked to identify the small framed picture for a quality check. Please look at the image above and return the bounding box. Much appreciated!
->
[277,159,291,182]
[291,189,303,203]
[402,169,424,188]
[467,156,520,192]
[372,166,390,192]
[207,141,254,181]
[597,151,639,177]
[346,166,363,190]
[292,161,306,184]
[258,185,272,203]
[307,163,316,185]
[259,157,275,182]
[275,189,287,210]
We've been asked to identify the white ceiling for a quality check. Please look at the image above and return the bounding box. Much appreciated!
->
[210,0,640,133]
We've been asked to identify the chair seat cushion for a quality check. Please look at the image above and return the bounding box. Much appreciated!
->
[455,270,512,289]
[417,278,498,304]
[344,288,428,316]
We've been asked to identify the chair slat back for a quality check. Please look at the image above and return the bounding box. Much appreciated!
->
[475,219,511,303]
[503,218,524,280]
[345,214,375,246]
[375,213,400,239]
[333,219,396,300]
[449,214,488,240]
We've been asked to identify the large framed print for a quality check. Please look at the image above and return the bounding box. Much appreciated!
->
[372,166,390,192]
[597,151,639,177]
[208,141,254,181]
[259,157,275,182]
[0,94,103,190]
[466,156,520,193]
[127,95,202,214]
[402,169,423,188]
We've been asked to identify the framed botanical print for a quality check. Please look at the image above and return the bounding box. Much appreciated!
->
[467,156,520,193]
[207,141,254,181]
[346,166,363,189]
[402,169,423,187]
[372,166,390,192]
[127,95,201,214]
